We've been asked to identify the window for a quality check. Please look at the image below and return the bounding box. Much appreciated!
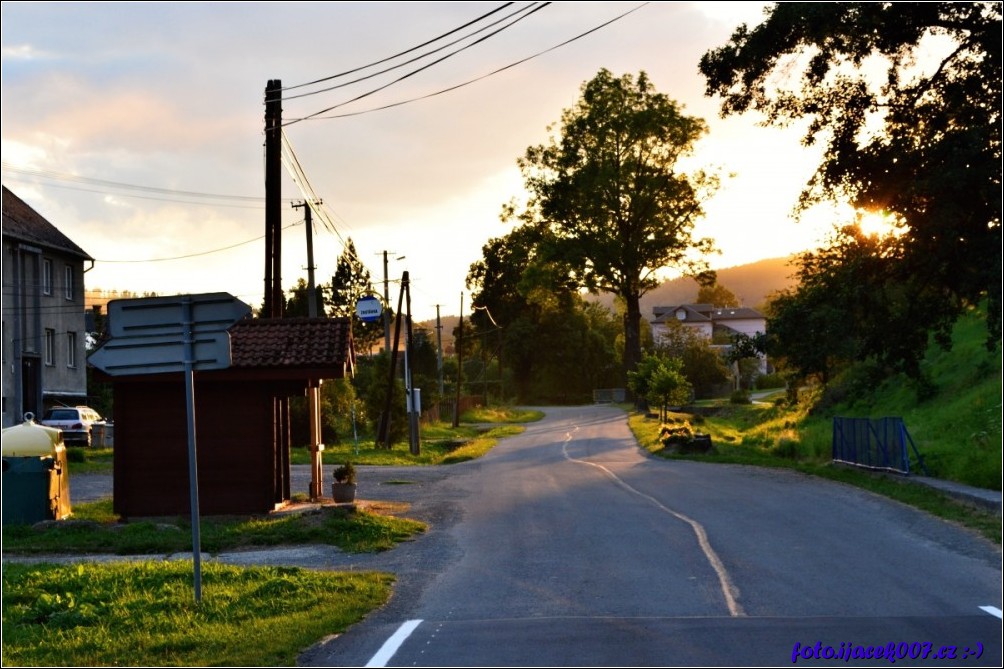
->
[44,329,55,365]
[67,332,77,368]
[42,259,53,295]
[64,264,74,300]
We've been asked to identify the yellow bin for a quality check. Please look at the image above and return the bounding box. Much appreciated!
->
[1,415,72,524]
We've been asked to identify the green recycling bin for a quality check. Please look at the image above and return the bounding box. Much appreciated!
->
[2,414,72,525]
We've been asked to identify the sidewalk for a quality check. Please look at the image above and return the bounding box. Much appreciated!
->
[908,475,1002,514]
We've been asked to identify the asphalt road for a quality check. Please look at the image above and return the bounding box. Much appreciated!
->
[298,405,1002,667]
[65,405,1002,666]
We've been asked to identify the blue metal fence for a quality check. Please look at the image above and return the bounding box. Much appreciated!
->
[832,417,929,475]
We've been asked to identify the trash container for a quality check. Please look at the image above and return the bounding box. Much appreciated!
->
[1,414,72,525]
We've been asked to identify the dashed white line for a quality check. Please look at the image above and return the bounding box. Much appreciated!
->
[979,606,1002,619]
[365,619,423,668]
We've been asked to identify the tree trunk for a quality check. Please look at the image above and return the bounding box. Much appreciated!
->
[623,292,643,407]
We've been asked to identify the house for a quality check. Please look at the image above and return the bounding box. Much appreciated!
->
[651,303,769,376]
[98,315,355,516]
[2,187,94,427]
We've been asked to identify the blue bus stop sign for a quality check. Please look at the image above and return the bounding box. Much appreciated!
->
[356,295,383,323]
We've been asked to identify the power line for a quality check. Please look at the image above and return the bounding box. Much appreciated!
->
[282,2,519,93]
[281,2,544,102]
[2,163,267,205]
[286,2,647,123]
[284,3,552,126]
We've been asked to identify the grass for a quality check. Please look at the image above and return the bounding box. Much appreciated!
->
[628,404,1002,546]
[2,404,542,666]
[2,498,427,556]
[2,561,392,666]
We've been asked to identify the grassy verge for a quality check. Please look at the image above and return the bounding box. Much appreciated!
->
[291,407,543,466]
[2,498,427,556]
[2,561,392,666]
[628,409,1001,545]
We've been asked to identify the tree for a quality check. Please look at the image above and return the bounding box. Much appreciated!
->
[700,2,1002,361]
[508,68,718,384]
[284,277,324,318]
[654,319,730,399]
[627,353,691,421]
[327,238,384,353]
[696,282,740,308]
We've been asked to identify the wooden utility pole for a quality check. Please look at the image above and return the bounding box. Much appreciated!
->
[264,79,283,318]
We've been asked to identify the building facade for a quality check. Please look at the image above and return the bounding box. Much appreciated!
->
[2,186,94,427]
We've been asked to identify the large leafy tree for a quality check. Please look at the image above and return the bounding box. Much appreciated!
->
[466,225,621,403]
[508,68,718,382]
[700,2,1002,357]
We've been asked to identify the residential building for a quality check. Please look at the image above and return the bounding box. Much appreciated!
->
[651,303,770,377]
[2,186,94,427]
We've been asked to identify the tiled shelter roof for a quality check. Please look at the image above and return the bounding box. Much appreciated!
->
[229,317,353,372]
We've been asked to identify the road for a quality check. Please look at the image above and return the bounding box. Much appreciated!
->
[293,405,1002,667]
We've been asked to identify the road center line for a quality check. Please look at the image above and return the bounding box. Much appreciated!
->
[562,426,746,617]
[365,619,423,668]
[979,606,1002,619]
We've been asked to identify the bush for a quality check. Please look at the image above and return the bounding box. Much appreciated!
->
[730,389,751,404]
[659,421,695,447]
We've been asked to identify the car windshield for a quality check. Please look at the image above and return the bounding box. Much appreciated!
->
[45,409,79,420]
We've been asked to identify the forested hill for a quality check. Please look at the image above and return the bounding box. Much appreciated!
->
[587,255,799,316]
[418,256,799,348]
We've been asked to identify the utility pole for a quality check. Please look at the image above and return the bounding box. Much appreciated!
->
[453,293,463,428]
[435,305,444,396]
[264,79,283,319]
[292,201,321,317]
[379,251,404,353]
[293,201,323,500]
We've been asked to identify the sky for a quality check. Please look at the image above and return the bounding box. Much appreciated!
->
[1,1,841,323]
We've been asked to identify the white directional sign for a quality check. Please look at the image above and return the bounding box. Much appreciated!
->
[90,293,252,376]
[88,331,233,376]
[107,292,252,338]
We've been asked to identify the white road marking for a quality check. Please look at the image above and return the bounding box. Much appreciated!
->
[979,606,1002,619]
[562,426,745,617]
[365,619,423,668]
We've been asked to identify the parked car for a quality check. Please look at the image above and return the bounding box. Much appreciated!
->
[39,406,106,447]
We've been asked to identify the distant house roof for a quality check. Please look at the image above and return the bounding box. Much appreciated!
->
[652,304,764,324]
[1,186,93,261]
[229,317,354,376]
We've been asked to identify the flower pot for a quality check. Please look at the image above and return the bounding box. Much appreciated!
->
[331,482,357,504]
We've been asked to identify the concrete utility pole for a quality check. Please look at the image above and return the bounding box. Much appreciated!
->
[293,200,323,500]
[377,250,401,351]
[292,201,321,317]
[435,304,444,396]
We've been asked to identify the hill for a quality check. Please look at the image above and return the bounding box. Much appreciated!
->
[417,256,800,343]
[587,255,799,316]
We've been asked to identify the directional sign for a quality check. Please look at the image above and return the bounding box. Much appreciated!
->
[91,293,251,376]
[89,331,232,376]
[108,292,251,338]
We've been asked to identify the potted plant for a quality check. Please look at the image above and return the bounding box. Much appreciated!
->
[331,462,357,504]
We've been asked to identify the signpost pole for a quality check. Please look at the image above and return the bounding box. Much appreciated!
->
[182,296,203,603]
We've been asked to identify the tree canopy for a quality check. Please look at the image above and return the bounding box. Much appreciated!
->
[507,68,719,381]
[701,2,1002,358]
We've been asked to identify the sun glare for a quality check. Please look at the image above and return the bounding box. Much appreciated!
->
[855,209,903,238]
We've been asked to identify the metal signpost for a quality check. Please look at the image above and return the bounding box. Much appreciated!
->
[89,292,251,603]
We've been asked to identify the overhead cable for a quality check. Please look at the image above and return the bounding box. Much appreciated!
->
[284,2,552,126]
[282,2,516,93]
[286,2,647,123]
[282,2,543,102]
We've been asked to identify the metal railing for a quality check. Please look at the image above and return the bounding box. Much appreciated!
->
[832,416,928,475]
